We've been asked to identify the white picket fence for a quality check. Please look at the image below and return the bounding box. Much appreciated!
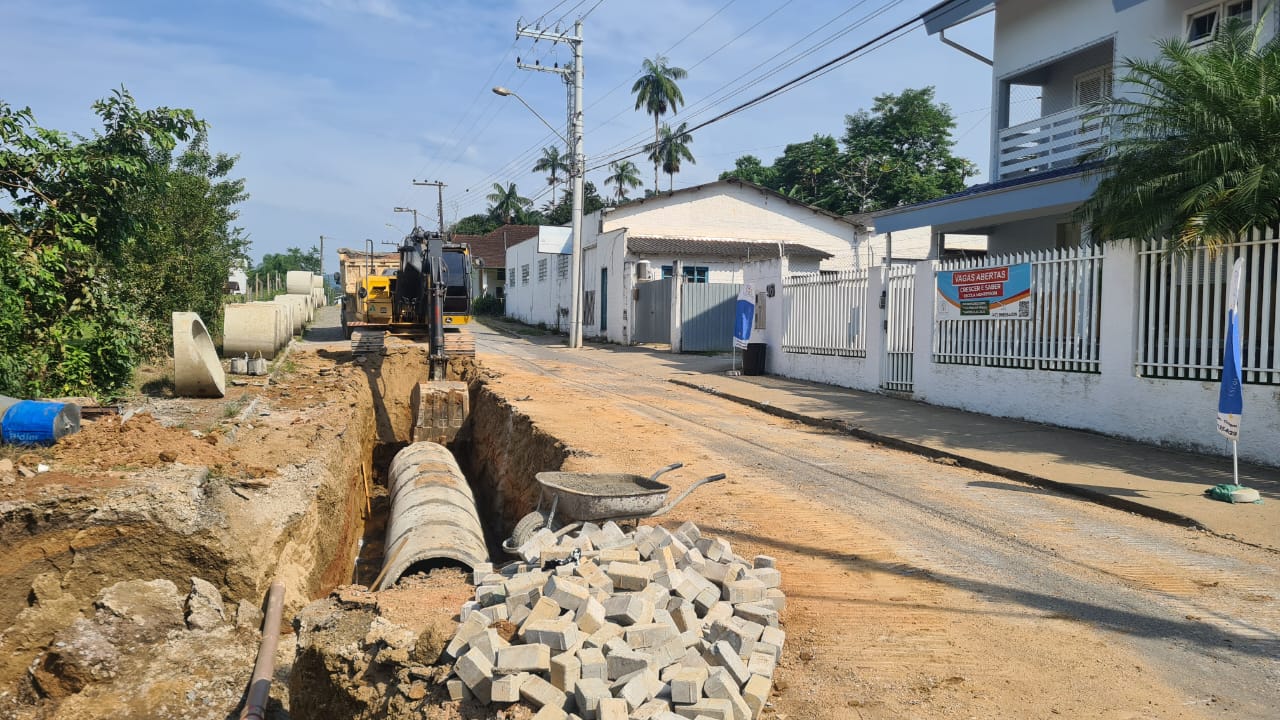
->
[782,269,870,357]
[1137,230,1280,385]
[883,264,917,392]
[934,245,1104,373]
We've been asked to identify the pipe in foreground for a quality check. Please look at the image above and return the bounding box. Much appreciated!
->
[378,442,488,590]
[240,580,285,720]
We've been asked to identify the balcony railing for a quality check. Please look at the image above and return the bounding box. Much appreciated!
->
[997,105,1105,179]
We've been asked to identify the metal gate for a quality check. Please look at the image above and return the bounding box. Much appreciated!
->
[882,265,916,392]
[681,282,741,352]
[634,278,671,344]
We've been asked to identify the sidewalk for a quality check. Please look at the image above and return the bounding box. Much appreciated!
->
[669,372,1279,551]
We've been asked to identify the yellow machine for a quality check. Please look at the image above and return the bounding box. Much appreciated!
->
[339,231,475,373]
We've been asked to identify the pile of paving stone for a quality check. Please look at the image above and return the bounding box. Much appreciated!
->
[444,520,784,720]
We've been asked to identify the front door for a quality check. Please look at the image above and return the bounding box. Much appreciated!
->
[600,268,608,333]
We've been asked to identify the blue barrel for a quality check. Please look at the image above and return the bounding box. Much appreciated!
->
[1,401,81,445]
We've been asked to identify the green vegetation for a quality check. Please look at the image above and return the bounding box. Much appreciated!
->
[1,88,246,399]
[605,160,644,204]
[632,55,688,194]
[719,87,977,214]
[1079,16,1280,253]
[648,122,696,192]
[486,182,532,224]
[533,146,569,204]
[451,213,503,236]
[471,295,504,316]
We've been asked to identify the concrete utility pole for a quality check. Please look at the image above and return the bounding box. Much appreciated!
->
[513,18,585,349]
[412,181,447,234]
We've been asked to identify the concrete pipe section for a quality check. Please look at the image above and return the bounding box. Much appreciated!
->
[286,270,314,295]
[225,304,282,359]
[172,312,226,397]
[378,442,489,590]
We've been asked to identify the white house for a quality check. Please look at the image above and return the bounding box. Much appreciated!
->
[751,0,1280,465]
[578,179,864,345]
[503,227,576,331]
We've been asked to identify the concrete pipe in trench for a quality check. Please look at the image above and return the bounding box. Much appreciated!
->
[378,442,488,590]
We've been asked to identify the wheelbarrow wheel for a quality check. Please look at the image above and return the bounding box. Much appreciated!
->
[510,510,551,550]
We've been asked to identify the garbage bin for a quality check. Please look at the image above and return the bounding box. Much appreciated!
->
[743,343,767,376]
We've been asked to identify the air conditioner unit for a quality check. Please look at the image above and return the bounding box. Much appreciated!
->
[635,260,652,281]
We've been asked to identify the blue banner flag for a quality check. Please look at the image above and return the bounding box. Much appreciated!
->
[1217,258,1245,441]
[733,283,755,350]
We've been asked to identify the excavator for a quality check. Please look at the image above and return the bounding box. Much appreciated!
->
[339,227,474,381]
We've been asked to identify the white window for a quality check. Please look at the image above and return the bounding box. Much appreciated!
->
[537,258,548,282]
[521,264,530,285]
[557,255,569,279]
[1073,66,1113,106]
[1186,1,1254,45]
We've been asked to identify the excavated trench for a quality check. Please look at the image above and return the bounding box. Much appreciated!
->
[0,344,568,718]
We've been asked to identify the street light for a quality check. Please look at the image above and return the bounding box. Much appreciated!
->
[492,86,569,145]
[393,206,420,229]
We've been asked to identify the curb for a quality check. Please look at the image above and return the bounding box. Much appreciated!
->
[669,377,1209,532]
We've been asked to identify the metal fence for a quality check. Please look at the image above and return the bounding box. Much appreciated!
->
[1137,230,1280,385]
[883,264,916,392]
[681,282,741,352]
[934,245,1104,373]
[634,278,671,344]
[781,269,871,357]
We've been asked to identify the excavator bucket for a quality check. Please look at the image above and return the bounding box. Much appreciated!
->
[411,381,470,444]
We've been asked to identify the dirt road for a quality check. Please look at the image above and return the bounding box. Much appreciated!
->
[473,321,1279,719]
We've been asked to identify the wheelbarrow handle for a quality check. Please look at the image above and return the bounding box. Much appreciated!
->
[648,462,684,483]
[650,473,726,518]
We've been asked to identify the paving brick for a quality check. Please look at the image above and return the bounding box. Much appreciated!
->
[616,669,655,709]
[693,587,721,615]
[446,678,468,701]
[599,546,642,563]
[480,603,510,623]
[606,648,653,680]
[520,596,563,639]
[524,618,582,651]
[677,521,703,543]
[746,651,776,679]
[585,621,624,649]
[649,634,688,670]
[638,582,673,609]
[606,561,654,591]
[468,628,509,665]
[573,677,612,720]
[575,596,607,634]
[496,643,552,674]
[676,548,706,574]
[670,666,707,704]
[668,598,700,633]
[551,651,581,693]
[695,537,731,563]
[631,698,674,719]
[491,672,527,703]
[763,589,785,613]
[732,603,778,629]
[626,622,678,650]
[603,594,655,626]
[445,613,491,659]
[454,646,494,691]
[653,545,678,572]
[702,561,745,586]
[710,641,751,686]
[471,562,495,584]
[722,578,767,605]
[547,575,592,612]
[476,584,506,607]
[673,698,733,720]
[532,704,569,720]
[579,647,607,681]
[741,674,771,719]
[520,672,569,710]
[705,672,753,720]
[751,555,775,569]
[598,697,629,720]
[505,570,549,597]
[746,567,781,589]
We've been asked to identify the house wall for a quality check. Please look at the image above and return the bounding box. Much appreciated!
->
[503,238,572,330]
[581,227,629,343]
[986,215,1064,254]
[603,183,860,268]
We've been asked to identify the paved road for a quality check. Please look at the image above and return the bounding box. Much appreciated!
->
[475,322,1280,718]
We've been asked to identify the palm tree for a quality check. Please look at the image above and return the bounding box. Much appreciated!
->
[604,160,643,204]
[1078,16,1280,254]
[647,122,696,192]
[486,182,531,224]
[632,55,688,193]
[532,146,569,203]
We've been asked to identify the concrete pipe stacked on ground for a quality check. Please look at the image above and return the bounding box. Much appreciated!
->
[225,303,285,359]
[286,270,315,295]
[378,442,488,590]
[278,294,307,333]
[172,312,226,397]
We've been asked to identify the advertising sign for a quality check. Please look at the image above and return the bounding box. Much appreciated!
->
[936,263,1032,320]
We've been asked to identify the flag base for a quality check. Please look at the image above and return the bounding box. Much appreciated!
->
[725,370,742,377]
[1204,484,1262,504]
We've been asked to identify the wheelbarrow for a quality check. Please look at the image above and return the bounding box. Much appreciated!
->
[503,463,725,554]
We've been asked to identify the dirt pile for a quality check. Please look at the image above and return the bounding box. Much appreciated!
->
[54,413,229,472]
[3,576,285,720]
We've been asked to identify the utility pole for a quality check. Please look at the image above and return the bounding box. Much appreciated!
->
[515,18,584,348]
[413,181,447,234]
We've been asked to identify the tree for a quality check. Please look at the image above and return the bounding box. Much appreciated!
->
[486,182,531,224]
[632,55,688,193]
[605,160,643,204]
[533,146,569,203]
[0,88,202,398]
[840,87,976,212]
[1079,17,1280,253]
[772,134,843,211]
[719,155,776,187]
[647,122,696,192]
[546,181,606,225]
[252,247,320,280]
[451,213,501,235]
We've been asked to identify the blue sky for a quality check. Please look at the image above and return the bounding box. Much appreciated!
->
[1,0,993,266]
